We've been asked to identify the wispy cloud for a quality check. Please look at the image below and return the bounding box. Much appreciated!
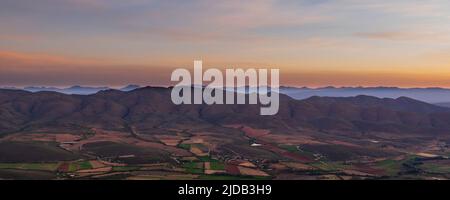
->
[115,0,335,43]
[354,31,450,42]
[342,0,450,17]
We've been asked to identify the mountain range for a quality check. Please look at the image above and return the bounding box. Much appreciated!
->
[279,86,450,105]
[1,86,450,180]
[1,87,450,136]
[5,85,450,106]
[10,85,142,95]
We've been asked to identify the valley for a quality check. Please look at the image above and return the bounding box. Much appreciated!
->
[0,87,450,180]
[0,125,449,180]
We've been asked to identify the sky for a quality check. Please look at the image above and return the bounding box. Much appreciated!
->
[1,0,450,87]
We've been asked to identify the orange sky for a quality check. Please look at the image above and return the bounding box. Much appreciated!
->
[1,0,450,87]
[1,50,450,88]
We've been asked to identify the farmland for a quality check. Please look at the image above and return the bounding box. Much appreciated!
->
[0,124,449,180]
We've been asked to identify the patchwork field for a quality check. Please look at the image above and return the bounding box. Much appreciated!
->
[0,124,449,180]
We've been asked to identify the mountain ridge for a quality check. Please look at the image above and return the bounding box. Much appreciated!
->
[1,87,450,137]
[3,85,450,103]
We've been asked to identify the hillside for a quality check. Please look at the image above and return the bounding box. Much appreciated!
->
[1,87,450,135]
[1,87,450,180]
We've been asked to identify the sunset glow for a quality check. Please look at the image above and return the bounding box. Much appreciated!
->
[1,0,450,87]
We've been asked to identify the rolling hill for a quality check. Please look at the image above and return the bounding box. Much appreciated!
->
[1,87,450,136]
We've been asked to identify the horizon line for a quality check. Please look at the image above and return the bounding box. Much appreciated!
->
[2,84,450,90]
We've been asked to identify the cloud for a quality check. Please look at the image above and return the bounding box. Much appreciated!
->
[113,0,335,43]
[343,0,450,17]
[354,31,415,40]
[354,31,450,43]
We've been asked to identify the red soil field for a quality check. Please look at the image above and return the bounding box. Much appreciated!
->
[225,165,240,175]
[281,152,313,163]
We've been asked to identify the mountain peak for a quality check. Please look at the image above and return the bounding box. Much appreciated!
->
[120,84,141,92]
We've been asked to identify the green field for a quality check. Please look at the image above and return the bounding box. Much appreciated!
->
[112,166,141,172]
[309,161,347,172]
[374,159,403,176]
[210,162,225,170]
[0,163,60,171]
[198,156,214,162]
[178,143,191,150]
[183,162,204,174]
[68,161,93,172]
[279,145,298,152]
[420,163,450,174]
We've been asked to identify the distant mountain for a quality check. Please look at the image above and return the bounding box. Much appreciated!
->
[9,86,450,104]
[0,86,20,90]
[20,85,142,95]
[120,84,141,92]
[1,87,450,136]
[24,85,110,95]
[435,102,450,108]
[24,86,61,93]
[279,86,450,104]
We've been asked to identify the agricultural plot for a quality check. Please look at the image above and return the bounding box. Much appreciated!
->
[182,162,204,174]
[0,163,60,172]
[68,161,93,172]
[0,141,81,162]
[419,160,450,174]
[373,159,404,176]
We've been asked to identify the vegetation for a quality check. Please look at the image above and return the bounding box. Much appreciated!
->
[183,162,204,174]
[210,162,225,170]
[78,161,93,170]
[178,143,191,150]
[420,163,450,174]
[112,166,140,172]
[279,145,298,152]
[198,156,213,162]
[0,163,60,171]
[68,161,93,172]
[374,159,403,176]
[310,161,347,172]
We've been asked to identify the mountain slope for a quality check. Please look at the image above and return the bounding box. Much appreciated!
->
[280,86,450,103]
[0,87,450,136]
